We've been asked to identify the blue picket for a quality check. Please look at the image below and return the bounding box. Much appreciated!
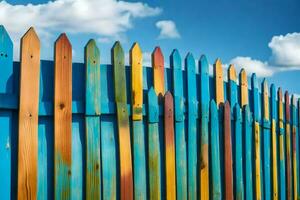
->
[186,53,198,200]
[210,100,222,200]
[0,25,13,200]
[243,105,253,200]
[234,104,244,199]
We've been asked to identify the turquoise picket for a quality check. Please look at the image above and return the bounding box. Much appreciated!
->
[210,100,222,200]
[84,39,101,199]
[199,55,210,198]
[243,105,253,200]
[186,53,198,200]
[234,104,244,199]
[262,79,271,200]
[228,65,238,113]
[148,87,162,199]
[0,25,13,200]
[171,49,187,199]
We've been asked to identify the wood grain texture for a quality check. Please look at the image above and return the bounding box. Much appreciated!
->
[210,100,222,200]
[214,59,224,106]
[130,42,147,200]
[243,105,253,200]
[278,88,286,200]
[239,69,248,106]
[54,33,72,200]
[112,41,133,200]
[0,25,13,200]
[164,91,176,200]
[291,95,298,200]
[147,87,162,200]
[18,27,40,200]
[228,64,237,112]
[84,39,101,200]
[152,47,164,95]
[224,101,234,200]
[271,84,278,200]
[199,55,210,200]
[285,91,292,200]
[262,79,271,200]
[130,42,143,120]
[254,122,262,200]
[171,49,187,200]
[186,53,198,200]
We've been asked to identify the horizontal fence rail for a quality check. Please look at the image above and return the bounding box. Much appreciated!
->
[0,25,299,200]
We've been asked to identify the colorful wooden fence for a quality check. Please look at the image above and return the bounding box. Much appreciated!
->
[0,25,300,200]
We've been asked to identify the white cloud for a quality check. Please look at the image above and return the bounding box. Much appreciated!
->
[0,0,162,40]
[269,32,300,67]
[156,20,180,39]
[229,57,276,77]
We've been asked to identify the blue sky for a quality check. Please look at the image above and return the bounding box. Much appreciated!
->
[1,0,300,95]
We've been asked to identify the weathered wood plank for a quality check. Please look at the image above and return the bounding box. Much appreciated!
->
[210,100,222,200]
[228,65,237,112]
[0,25,13,200]
[271,84,278,200]
[152,47,164,95]
[199,55,210,199]
[234,104,244,200]
[285,91,292,200]
[224,101,234,200]
[239,69,248,106]
[164,91,176,200]
[262,79,271,200]
[214,59,224,106]
[112,41,133,200]
[18,27,40,200]
[148,87,162,200]
[130,42,147,200]
[171,49,187,199]
[54,33,72,200]
[251,73,262,200]
[186,53,198,200]
[278,88,286,200]
[291,95,298,200]
[243,105,253,200]
[85,39,101,200]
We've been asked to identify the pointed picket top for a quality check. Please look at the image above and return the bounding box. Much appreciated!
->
[85,39,100,57]
[112,41,124,62]
[234,103,241,119]
[130,42,143,120]
[186,52,196,101]
[291,95,297,126]
[199,55,209,75]
[278,88,284,129]
[251,73,261,121]
[152,46,164,95]
[262,78,270,120]
[224,101,231,115]
[285,91,290,122]
[164,91,174,114]
[251,73,258,89]
[165,90,173,101]
[21,27,40,43]
[0,25,13,52]
[210,99,218,115]
[270,84,276,120]
[244,104,251,121]
[148,87,159,123]
[291,94,296,106]
[170,49,181,69]
[55,33,71,49]
[214,58,224,105]
[186,53,195,73]
[228,64,237,81]
[21,27,40,61]
[239,69,248,106]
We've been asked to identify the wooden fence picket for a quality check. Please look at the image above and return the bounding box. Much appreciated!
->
[148,87,162,200]
[224,101,234,200]
[130,42,147,200]
[84,39,101,200]
[251,73,262,200]
[234,103,244,199]
[285,91,292,200]
[262,79,271,200]
[112,41,133,200]
[171,49,187,199]
[0,25,13,200]
[186,53,198,200]
[18,27,40,200]
[228,65,237,112]
[164,91,177,200]
[243,105,253,200]
[214,59,224,106]
[240,69,248,106]
[210,100,222,199]
[54,33,72,200]
[199,55,210,199]
[270,84,278,200]
[278,88,286,200]
[291,95,298,200]
[152,47,164,95]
